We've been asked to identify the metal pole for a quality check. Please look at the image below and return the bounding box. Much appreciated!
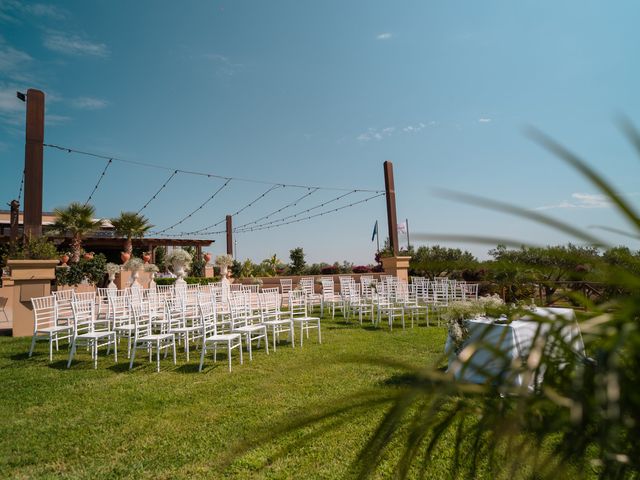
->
[376,220,380,253]
[406,218,410,251]
[23,89,45,238]
[226,215,233,256]
[383,161,399,256]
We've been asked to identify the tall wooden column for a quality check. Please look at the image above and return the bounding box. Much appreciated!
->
[23,89,45,238]
[226,215,233,256]
[383,161,399,255]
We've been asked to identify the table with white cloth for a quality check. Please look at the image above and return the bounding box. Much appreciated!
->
[445,307,585,387]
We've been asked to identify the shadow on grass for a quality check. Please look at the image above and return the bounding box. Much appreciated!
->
[10,352,32,361]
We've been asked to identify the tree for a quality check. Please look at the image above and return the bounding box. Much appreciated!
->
[263,254,282,276]
[289,247,306,275]
[111,212,153,255]
[51,202,102,262]
[410,245,478,279]
[489,244,599,303]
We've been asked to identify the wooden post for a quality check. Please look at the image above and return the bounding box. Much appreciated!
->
[23,89,45,238]
[383,161,399,256]
[10,199,20,243]
[226,215,233,256]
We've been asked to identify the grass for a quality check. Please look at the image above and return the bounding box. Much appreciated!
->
[0,312,452,479]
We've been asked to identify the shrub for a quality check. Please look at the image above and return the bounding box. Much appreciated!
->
[154,276,219,286]
[352,265,372,274]
[321,265,339,275]
[56,253,107,286]
[6,236,59,261]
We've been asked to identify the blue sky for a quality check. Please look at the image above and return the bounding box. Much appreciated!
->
[1,0,640,264]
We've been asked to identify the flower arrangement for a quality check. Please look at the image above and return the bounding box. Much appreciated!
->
[144,263,159,273]
[105,262,120,275]
[165,249,192,270]
[123,257,144,272]
[215,254,234,267]
[443,296,506,354]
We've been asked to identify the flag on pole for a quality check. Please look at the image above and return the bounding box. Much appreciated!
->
[371,220,378,242]
[397,219,407,234]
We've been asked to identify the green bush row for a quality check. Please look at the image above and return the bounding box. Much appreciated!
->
[154,277,221,286]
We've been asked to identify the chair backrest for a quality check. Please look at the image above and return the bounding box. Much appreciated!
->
[71,299,97,334]
[31,296,56,332]
[110,295,131,326]
[288,290,308,318]
[53,289,74,320]
[198,300,218,337]
[73,291,96,303]
[131,301,152,338]
[321,279,335,299]
[164,298,185,329]
[279,278,292,294]
[299,278,314,296]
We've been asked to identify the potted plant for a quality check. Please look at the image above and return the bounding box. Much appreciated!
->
[59,252,70,266]
[142,251,152,264]
[165,249,192,285]
[51,202,102,263]
[83,251,95,261]
[105,262,120,289]
[123,257,144,287]
[110,211,153,261]
[215,254,234,278]
[203,252,212,264]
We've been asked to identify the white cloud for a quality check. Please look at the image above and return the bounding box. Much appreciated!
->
[43,31,109,57]
[0,35,32,81]
[71,96,108,110]
[478,117,492,123]
[203,53,243,76]
[358,121,435,142]
[535,192,612,211]
[0,84,26,126]
[0,1,66,22]
[376,32,392,40]
[46,113,70,126]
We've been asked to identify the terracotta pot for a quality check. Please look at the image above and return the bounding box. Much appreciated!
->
[83,252,94,261]
[203,253,212,263]
[142,253,151,264]
[59,254,69,266]
[120,252,131,264]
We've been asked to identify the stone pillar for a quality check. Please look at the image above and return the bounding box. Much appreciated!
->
[380,256,411,283]
[6,259,58,337]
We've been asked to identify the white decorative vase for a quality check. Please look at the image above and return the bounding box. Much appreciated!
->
[175,264,186,285]
[129,270,141,287]
[149,272,156,289]
[220,264,228,277]
[108,272,117,290]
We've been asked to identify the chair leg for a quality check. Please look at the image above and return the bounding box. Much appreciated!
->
[156,342,160,372]
[29,334,37,358]
[227,340,232,372]
[93,341,98,369]
[247,334,253,361]
[67,340,77,368]
[49,335,53,362]
[238,338,243,365]
[199,342,207,372]
[129,342,137,370]
[113,335,118,363]
[265,329,269,354]
[317,320,322,344]
[172,337,177,365]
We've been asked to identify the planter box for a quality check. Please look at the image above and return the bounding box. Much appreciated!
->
[7,259,59,281]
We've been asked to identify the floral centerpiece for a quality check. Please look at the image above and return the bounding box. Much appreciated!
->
[105,262,120,289]
[124,257,144,287]
[215,254,234,278]
[165,249,192,284]
[443,295,505,354]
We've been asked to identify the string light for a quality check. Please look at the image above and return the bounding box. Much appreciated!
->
[186,184,282,235]
[233,187,319,230]
[43,143,383,193]
[153,178,232,234]
[85,158,112,206]
[17,170,24,203]
[232,192,385,233]
[137,170,178,214]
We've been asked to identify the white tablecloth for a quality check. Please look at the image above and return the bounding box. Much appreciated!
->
[445,307,585,386]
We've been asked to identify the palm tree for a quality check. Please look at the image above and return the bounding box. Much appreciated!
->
[51,202,102,263]
[266,253,281,275]
[110,212,153,255]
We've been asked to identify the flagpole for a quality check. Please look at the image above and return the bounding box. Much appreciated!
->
[376,220,380,252]
[406,218,410,251]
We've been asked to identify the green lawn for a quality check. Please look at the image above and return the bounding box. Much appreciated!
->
[0,313,453,479]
